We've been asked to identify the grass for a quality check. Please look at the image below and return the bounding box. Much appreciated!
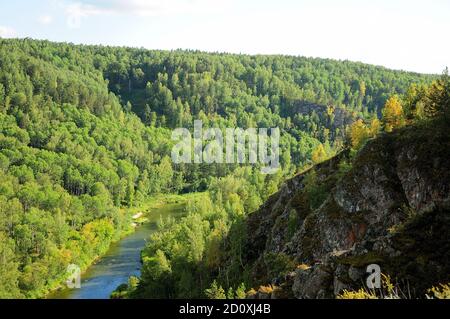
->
[338,274,450,299]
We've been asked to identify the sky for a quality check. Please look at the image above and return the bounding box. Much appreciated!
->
[0,0,449,74]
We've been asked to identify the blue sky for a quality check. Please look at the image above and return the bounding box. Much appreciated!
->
[1,0,449,74]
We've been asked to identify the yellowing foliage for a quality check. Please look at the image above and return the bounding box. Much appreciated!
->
[381,274,395,295]
[337,274,397,299]
[349,117,381,150]
[382,96,405,132]
[349,119,370,149]
[296,263,311,271]
[326,106,335,116]
[258,285,275,294]
[369,118,381,136]
[427,284,450,299]
[338,289,378,299]
[247,288,257,297]
[312,144,327,164]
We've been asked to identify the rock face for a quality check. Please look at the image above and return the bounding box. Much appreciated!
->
[242,119,450,298]
[292,100,354,132]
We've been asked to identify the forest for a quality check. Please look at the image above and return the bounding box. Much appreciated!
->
[0,38,436,298]
[121,70,450,299]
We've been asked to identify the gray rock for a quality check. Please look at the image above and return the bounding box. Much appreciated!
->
[348,266,365,282]
[292,267,333,299]
[240,121,450,298]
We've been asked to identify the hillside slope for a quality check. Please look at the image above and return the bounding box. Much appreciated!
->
[241,118,450,298]
[0,38,439,298]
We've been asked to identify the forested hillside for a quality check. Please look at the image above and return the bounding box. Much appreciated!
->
[126,70,450,299]
[0,39,176,298]
[0,38,433,298]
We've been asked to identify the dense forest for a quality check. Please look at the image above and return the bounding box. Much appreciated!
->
[120,70,450,299]
[0,38,435,298]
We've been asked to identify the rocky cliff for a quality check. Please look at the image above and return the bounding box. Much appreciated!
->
[242,118,450,298]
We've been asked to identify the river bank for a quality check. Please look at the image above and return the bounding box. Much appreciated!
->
[46,194,196,299]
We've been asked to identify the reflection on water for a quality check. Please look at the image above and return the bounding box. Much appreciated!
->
[48,203,184,299]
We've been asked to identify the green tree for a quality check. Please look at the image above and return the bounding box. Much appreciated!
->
[424,68,450,118]
[205,280,226,299]
[0,232,22,298]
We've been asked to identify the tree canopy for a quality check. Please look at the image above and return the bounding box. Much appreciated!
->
[0,38,435,298]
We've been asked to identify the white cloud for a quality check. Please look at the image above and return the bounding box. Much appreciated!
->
[38,15,54,25]
[112,0,231,16]
[0,26,16,38]
[65,2,114,28]
[61,0,232,26]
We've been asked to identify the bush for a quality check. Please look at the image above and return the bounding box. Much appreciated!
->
[258,285,275,294]
[264,252,296,279]
[427,284,450,299]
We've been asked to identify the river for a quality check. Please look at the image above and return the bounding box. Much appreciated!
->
[47,202,185,299]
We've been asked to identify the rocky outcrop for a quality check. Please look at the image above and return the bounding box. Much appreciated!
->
[242,119,450,298]
[291,100,354,131]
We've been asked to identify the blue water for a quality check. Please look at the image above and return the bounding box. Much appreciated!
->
[48,203,184,299]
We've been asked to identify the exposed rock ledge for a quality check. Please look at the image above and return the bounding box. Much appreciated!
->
[241,119,450,298]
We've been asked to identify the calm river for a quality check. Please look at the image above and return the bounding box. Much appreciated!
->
[48,203,184,299]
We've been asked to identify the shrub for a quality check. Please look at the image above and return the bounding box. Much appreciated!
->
[338,289,378,299]
[205,280,226,299]
[264,252,296,279]
[296,263,311,271]
[258,285,275,294]
[247,288,257,297]
[427,284,450,299]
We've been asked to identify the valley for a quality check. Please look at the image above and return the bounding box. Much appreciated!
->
[47,197,187,299]
[0,38,448,299]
